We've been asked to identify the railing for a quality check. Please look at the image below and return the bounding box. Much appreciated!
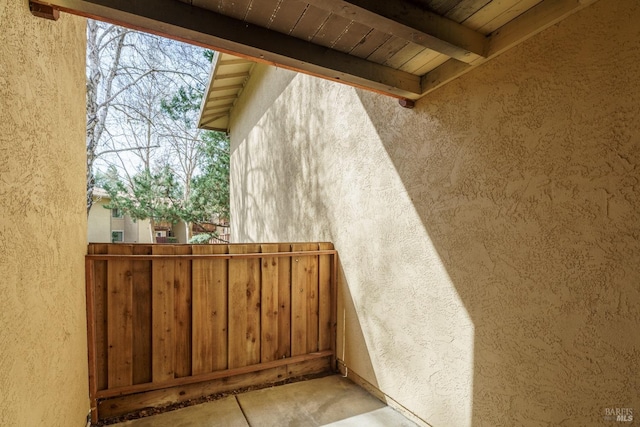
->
[85,243,337,422]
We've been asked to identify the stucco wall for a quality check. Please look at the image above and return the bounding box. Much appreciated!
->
[88,199,112,243]
[0,2,89,426]
[229,0,640,425]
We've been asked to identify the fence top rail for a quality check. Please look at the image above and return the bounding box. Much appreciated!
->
[86,249,337,261]
[87,242,334,246]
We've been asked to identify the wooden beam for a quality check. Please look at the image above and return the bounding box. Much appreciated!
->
[203,102,235,111]
[421,0,599,96]
[305,0,487,63]
[204,94,238,103]
[210,84,245,92]
[201,107,232,119]
[41,0,422,98]
[200,114,227,125]
[216,72,250,80]
[219,59,253,66]
[30,0,60,20]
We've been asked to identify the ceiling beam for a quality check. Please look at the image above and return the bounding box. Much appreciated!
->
[210,84,245,92]
[215,72,250,80]
[200,114,228,131]
[201,104,234,115]
[219,59,253,66]
[420,0,599,96]
[201,109,231,121]
[41,0,422,99]
[305,0,487,63]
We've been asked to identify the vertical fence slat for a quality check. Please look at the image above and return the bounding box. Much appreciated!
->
[291,243,318,356]
[191,245,213,375]
[192,245,229,375]
[107,244,134,388]
[174,245,192,378]
[260,244,279,362]
[277,244,291,359]
[306,244,320,353]
[91,244,109,391]
[152,245,175,382]
[132,245,152,385]
[210,245,229,372]
[291,245,306,357]
[318,243,333,351]
[228,244,261,368]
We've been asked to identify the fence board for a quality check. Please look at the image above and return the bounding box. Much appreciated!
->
[277,244,291,359]
[174,245,192,378]
[260,244,279,362]
[132,245,152,385]
[305,244,320,353]
[151,245,175,382]
[90,244,109,391]
[228,244,261,368]
[107,244,134,388]
[192,245,229,375]
[291,243,319,355]
[318,243,333,351]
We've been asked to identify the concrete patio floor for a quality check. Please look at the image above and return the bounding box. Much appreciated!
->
[114,375,419,427]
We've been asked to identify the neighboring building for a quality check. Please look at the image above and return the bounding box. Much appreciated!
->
[87,188,154,243]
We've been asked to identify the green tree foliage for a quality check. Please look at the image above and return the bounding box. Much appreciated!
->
[159,49,230,229]
[160,86,203,124]
[187,131,230,225]
[102,165,184,226]
[91,36,230,241]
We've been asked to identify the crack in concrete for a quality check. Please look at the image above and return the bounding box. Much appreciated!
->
[235,395,252,427]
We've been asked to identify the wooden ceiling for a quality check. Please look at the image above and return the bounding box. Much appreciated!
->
[37,0,598,101]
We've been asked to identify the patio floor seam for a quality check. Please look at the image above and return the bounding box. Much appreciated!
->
[235,394,252,426]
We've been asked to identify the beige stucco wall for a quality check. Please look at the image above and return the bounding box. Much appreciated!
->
[229,0,640,425]
[88,199,153,243]
[88,199,112,243]
[0,2,89,426]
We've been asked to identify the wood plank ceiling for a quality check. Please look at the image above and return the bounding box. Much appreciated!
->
[37,0,598,105]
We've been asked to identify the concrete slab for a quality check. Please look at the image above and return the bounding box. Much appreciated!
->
[115,395,249,427]
[322,407,419,426]
[110,375,420,427]
[236,375,415,426]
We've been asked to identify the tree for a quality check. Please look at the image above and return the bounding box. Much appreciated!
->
[186,131,230,226]
[86,20,128,214]
[160,54,231,241]
[102,166,184,243]
[87,22,231,241]
[86,20,205,214]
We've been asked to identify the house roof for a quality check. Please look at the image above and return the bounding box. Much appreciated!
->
[41,0,598,103]
[92,187,109,199]
[198,52,255,132]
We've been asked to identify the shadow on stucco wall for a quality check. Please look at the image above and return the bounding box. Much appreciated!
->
[232,79,331,242]
[231,78,381,391]
[354,0,640,424]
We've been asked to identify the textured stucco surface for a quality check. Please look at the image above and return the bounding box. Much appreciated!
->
[88,199,153,243]
[0,2,89,426]
[88,199,113,243]
[229,0,640,425]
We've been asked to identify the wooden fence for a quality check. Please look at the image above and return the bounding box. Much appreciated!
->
[85,242,337,422]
